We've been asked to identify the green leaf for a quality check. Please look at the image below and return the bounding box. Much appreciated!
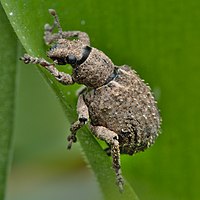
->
[0,1,139,200]
[3,1,200,200]
[0,4,18,200]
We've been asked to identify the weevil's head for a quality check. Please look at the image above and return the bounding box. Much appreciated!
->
[47,39,91,66]
[46,9,115,88]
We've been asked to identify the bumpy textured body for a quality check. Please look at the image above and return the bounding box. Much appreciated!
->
[20,9,161,192]
[84,65,160,155]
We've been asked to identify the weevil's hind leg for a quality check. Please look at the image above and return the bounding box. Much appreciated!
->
[67,94,89,149]
[44,9,90,46]
[90,125,124,192]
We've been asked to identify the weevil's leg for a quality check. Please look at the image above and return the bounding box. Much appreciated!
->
[90,125,124,192]
[44,24,59,45]
[44,30,90,46]
[20,54,74,85]
[44,9,90,45]
[44,9,63,45]
[62,31,90,46]
[67,94,89,149]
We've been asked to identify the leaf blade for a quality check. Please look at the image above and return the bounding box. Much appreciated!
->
[0,3,18,199]
[0,1,139,199]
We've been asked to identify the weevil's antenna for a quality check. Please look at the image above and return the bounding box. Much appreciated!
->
[49,9,63,38]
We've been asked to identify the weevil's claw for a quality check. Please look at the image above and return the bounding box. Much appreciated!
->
[67,134,77,149]
[67,141,73,150]
[116,173,124,193]
[20,54,31,64]
[119,186,124,193]
[49,9,56,16]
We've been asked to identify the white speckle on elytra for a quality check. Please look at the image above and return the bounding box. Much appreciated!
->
[9,12,13,16]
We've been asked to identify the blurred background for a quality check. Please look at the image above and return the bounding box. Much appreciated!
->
[7,63,102,200]
[1,0,200,200]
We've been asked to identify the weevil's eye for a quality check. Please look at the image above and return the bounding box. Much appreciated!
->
[66,55,77,65]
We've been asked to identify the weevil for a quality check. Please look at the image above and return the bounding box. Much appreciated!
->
[20,9,161,192]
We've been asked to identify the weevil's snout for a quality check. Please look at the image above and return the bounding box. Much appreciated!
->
[48,53,77,66]
[47,39,85,65]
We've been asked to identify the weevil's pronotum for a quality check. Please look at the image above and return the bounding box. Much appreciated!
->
[20,9,161,191]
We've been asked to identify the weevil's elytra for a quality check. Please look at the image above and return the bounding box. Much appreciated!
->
[20,9,161,192]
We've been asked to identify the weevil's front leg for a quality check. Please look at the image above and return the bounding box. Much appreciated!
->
[20,54,74,85]
[43,9,63,44]
[67,94,89,149]
[62,31,90,46]
[44,9,90,46]
[90,125,124,192]
[44,23,58,45]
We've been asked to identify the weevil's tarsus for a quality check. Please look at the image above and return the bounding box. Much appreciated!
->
[49,9,63,38]
[48,9,56,16]
[67,94,89,149]
[44,29,90,46]
[67,133,77,149]
[44,9,90,46]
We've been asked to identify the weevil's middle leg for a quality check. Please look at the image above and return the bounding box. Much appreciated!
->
[20,54,74,85]
[67,94,89,149]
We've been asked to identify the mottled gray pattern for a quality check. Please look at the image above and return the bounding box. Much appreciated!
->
[84,66,160,155]
[47,39,86,60]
